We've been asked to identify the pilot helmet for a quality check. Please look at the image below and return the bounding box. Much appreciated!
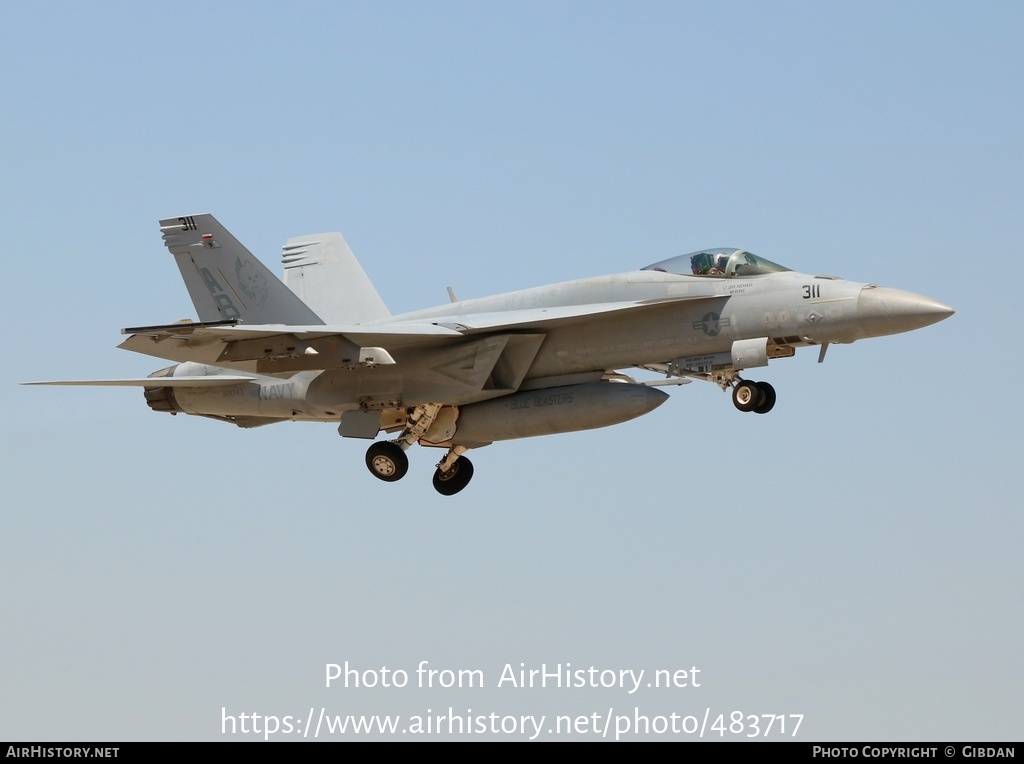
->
[690,252,714,274]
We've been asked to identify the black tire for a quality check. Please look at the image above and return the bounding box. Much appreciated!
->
[365,441,409,482]
[753,381,776,414]
[732,380,762,412]
[432,456,474,496]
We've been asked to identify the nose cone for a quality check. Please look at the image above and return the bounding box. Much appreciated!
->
[856,286,954,339]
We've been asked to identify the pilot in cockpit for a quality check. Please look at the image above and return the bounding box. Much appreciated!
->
[690,252,729,276]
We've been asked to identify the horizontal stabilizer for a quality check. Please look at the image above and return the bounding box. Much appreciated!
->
[23,376,257,387]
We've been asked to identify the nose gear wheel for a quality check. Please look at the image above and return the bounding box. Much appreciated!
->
[732,379,777,414]
[732,380,761,412]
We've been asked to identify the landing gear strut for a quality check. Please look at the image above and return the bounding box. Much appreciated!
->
[363,403,441,484]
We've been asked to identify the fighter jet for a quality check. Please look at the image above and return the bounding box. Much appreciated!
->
[27,214,953,495]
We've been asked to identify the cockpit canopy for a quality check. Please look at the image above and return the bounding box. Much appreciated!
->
[642,248,790,278]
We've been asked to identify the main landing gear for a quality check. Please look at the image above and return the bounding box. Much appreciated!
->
[364,440,475,495]
[365,441,408,482]
[731,379,776,414]
[432,455,474,496]
[362,404,475,495]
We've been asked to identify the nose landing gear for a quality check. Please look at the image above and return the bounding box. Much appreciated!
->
[732,379,776,414]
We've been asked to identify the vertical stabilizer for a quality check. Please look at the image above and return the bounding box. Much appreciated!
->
[160,215,325,325]
[282,233,391,324]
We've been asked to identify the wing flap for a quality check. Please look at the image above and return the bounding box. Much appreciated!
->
[118,321,464,370]
[121,321,462,341]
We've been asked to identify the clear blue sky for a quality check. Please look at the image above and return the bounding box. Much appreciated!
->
[2,1,1021,740]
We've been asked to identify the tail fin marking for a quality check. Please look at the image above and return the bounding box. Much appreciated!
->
[159,214,325,326]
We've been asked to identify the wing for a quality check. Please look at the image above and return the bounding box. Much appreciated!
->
[423,294,720,332]
[116,293,720,373]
